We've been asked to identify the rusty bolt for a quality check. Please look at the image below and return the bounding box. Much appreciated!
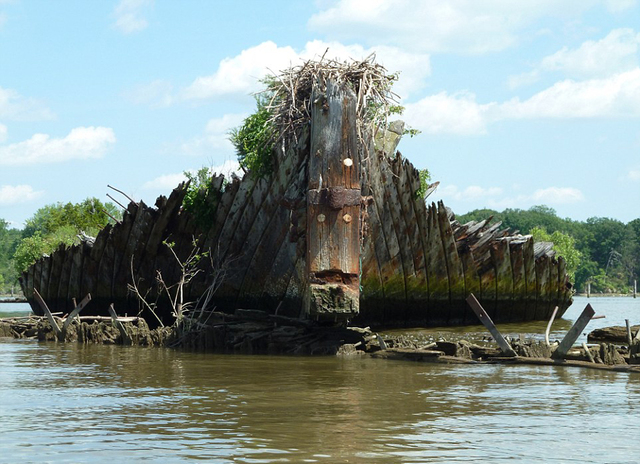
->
[343,213,352,223]
[343,157,353,167]
[317,214,326,223]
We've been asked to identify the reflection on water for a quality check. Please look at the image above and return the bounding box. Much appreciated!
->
[1,297,640,463]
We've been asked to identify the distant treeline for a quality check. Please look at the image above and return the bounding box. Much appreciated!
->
[457,205,640,294]
[0,199,120,295]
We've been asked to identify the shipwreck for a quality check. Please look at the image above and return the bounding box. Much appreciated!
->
[19,58,573,328]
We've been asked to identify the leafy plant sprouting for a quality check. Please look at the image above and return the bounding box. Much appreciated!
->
[182,167,224,230]
[415,168,432,200]
[228,96,277,177]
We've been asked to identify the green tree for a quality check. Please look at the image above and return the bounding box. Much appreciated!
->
[531,226,581,280]
[0,219,22,293]
[13,198,120,273]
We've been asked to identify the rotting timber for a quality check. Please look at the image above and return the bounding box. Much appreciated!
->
[19,70,573,329]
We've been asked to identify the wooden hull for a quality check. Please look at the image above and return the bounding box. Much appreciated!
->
[20,83,572,327]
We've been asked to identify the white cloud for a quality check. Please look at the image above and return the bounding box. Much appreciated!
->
[438,184,584,209]
[180,40,430,102]
[181,41,298,101]
[0,185,44,205]
[404,91,492,135]
[0,123,6,143]
[0,127,116,166]
[629,169,640,181]
[179,113,246,156]
[508,28,640,87]
[142,160,242,191]
[540,28,640,79]
[113,0,153,34]
[308,0,618,54]
[530,187,584,204]
[0,86,55,121]
[439,184,503,200]
[406,68,640,134]
[501,69,640,119]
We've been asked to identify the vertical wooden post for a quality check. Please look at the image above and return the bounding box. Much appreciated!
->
[587,282,591,298]
[634,280,637,298]
[304,79,361,323]
[626,319,633,347]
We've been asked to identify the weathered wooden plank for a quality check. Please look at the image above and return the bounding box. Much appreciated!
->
[534,255,550,321]
[425,203,450,325]
[545,257,559,321]
[393,157,429,323]
[202,175,242,250]
[509,239,527,321]
[216,173,260,262]
[366,150,405,311]
[491,238,514,322]
[437,201,466,324]
[235,141,307,304]
[466,293,516,356]
[308,80,360,189]
[458,243,481,324]
[305,80,360,322]
[55,246,73,313]
[553,304,595,359]
[522,236,537,321]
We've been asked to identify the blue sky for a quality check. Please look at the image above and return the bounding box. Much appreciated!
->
[1,0,639,228]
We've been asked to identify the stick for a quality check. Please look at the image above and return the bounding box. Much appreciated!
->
[108,303,132,345]
[545,306,559,347]
[466,293,516,357]
[62,293,92,334]
[33,288,63,340]
[107,184,136,205]
[582,343,595,363]
[554,304,595,359]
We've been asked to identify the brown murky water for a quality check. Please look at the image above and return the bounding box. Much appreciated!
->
[1,297,639,463]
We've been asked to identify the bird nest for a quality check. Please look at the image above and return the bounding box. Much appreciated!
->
[261,53,401,153]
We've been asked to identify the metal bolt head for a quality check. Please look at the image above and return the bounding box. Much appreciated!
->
[317,214,326,223]
[343,158,353,167]
[343,213,352,223]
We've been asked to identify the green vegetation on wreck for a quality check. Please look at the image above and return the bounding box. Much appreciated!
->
[457,206,640,294]
[187,57,426,227]
[12,198,121,275]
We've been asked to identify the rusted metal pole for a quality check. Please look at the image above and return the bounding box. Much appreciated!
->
[466,293,516,356]
[304,79,361,323]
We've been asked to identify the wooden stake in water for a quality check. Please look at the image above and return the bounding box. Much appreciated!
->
[634,280,637,299]
[626,319,633,347]
[466,293,516,357]
[587,282,591,298]
[33,288,63,340]
[554,304,595,359]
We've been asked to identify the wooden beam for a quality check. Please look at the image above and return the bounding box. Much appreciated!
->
[466,293,516,356]
[62,293,92,334]
[108,303,131,345]
[33,288,63,340]
[553,304,595,359]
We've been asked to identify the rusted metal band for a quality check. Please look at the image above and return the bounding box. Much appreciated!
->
[308,187,361,210]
